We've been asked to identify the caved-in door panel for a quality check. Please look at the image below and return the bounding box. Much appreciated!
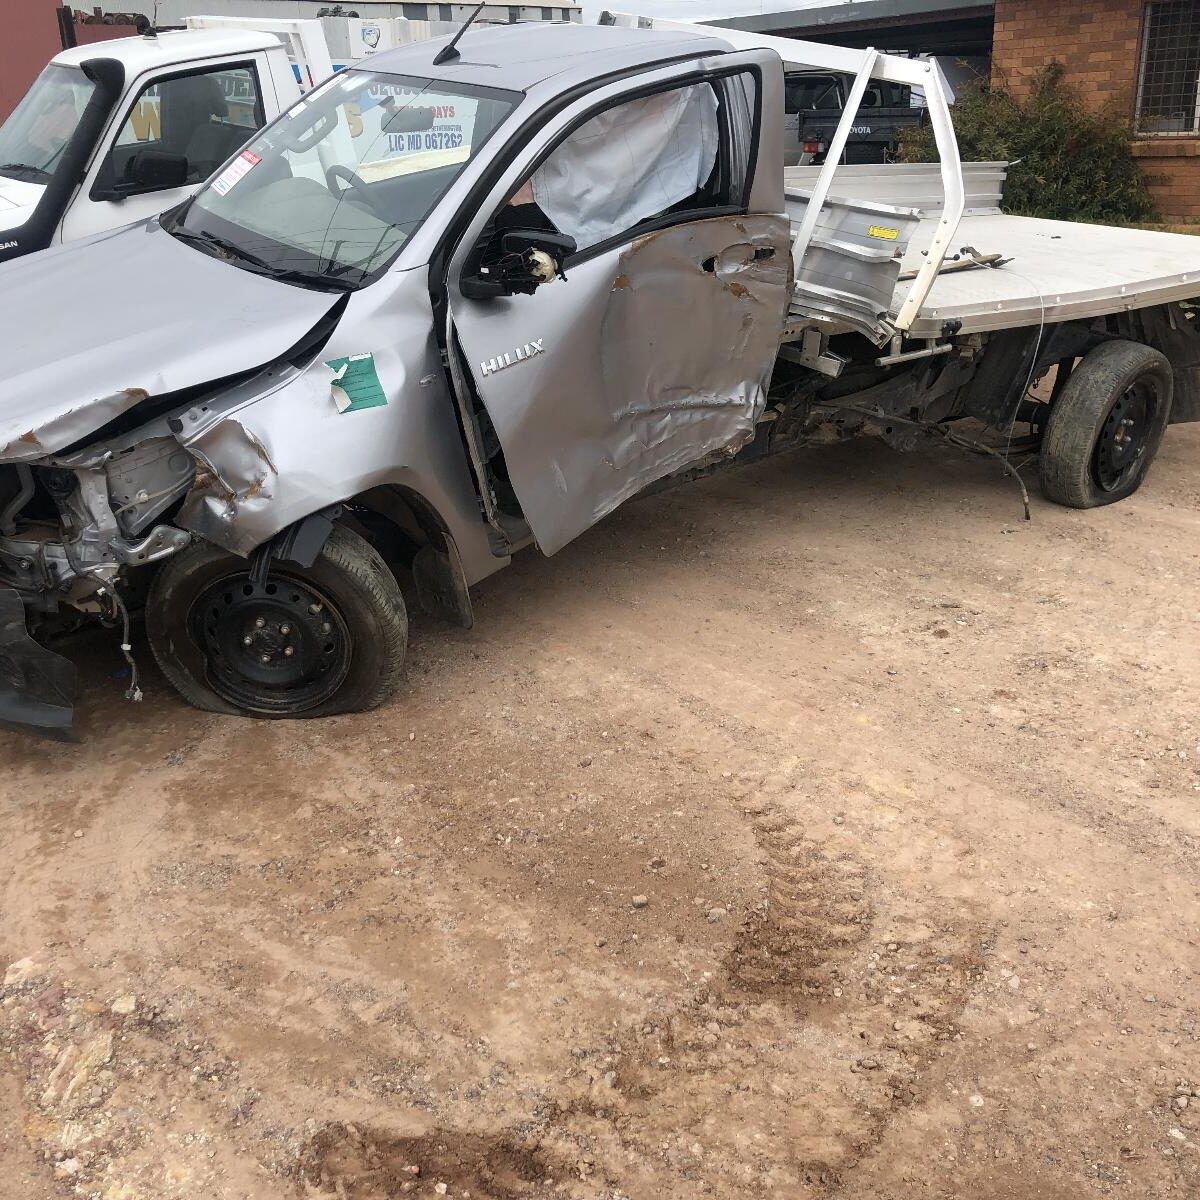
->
[450,213,791,556]
[600,217,791,475]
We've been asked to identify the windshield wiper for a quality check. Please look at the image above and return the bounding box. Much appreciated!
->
[170,227,356,292]
[170,227,280,272]
[0,163,51,182]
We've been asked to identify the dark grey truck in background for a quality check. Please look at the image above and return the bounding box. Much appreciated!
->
[783,71,926,166]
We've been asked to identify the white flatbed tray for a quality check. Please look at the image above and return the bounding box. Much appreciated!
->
[892,213,1200,338]
[784,163,1200,339]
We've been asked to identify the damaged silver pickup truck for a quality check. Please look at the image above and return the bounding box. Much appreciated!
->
[2,19,1199,737]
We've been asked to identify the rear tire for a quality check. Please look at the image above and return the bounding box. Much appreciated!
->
[1038,340,1173,507]
[147,524,407,719]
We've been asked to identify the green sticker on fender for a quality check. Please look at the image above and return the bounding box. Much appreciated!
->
[325,353,387,414]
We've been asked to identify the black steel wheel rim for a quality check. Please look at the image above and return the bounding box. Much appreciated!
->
[1092,380,1154,492]
[191,571,352,714]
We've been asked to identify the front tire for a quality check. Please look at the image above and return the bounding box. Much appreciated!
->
[147,524,407,718]
[1038,340,1173,508]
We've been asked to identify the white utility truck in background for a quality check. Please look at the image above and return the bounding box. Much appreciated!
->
[0,16,331,264]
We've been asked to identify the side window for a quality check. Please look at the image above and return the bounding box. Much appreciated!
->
[861,82,910,109]
[503,79,730,254]
[93,64,264,198]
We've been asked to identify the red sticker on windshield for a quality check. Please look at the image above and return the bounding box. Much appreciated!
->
[210,149,262,197]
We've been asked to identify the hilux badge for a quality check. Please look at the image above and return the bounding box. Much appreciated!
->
[480,340,544,377]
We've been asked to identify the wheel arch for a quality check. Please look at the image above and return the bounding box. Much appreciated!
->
[347,484,474,630]
[962,304,1200,431]
[281,487,475,630]
[1115,303,1200,424]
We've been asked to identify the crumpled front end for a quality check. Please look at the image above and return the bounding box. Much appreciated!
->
[0,221,356,737]
[0,429,197,736]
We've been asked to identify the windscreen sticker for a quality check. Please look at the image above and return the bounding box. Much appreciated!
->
[325,353,387,414]
[210,149,262,197]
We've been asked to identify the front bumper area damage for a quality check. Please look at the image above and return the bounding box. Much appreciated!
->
[0,226,354,738]
[0,441,192,737]
[0,384,282,741]
[0,585,76,739]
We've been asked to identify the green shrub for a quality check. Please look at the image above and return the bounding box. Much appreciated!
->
[899,62,1155,223]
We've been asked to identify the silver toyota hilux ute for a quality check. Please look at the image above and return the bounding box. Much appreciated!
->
[0,23,794,737]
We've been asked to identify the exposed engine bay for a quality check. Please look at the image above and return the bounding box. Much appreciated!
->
[0,413,200,735]
[0,429,194,617]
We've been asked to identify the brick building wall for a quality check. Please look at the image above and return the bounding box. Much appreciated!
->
[991,0,1200,221]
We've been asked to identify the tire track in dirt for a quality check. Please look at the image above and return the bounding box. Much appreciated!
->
[470,762,993,1196]
[298,1125,569,1200]
[264,743,989,1198]
[727,782,872,1001]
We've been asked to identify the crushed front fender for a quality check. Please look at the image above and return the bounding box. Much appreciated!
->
[0,586,77,741]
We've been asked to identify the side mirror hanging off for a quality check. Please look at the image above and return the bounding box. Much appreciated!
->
[461,227,578,300]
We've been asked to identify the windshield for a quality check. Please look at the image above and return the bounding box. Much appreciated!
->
[173,69,518,290]
[0,64,95,183]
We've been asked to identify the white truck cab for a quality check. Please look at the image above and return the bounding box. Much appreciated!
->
[0,19,324,263]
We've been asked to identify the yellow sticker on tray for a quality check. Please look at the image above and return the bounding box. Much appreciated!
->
[868,224,900,240]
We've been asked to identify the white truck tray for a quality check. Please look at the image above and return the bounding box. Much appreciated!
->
[785,162,1200,340]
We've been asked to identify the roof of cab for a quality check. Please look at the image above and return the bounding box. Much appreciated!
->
[52,27,281,74]
[362,21,735,92]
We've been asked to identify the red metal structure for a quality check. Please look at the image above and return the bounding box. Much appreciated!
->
[0,0,63,121]
[0,3,140,121]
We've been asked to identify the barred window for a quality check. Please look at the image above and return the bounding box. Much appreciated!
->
[1136,0,1200,136]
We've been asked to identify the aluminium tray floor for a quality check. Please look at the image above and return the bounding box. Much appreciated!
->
[788,203,1200,339]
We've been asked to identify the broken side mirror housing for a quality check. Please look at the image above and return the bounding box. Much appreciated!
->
[461,228,578,300]
[95,149,189,200]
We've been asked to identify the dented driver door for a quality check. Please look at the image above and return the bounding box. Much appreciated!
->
[447,52,792,556]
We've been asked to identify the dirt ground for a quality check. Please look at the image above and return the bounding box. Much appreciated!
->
[2,425,1199,1200]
